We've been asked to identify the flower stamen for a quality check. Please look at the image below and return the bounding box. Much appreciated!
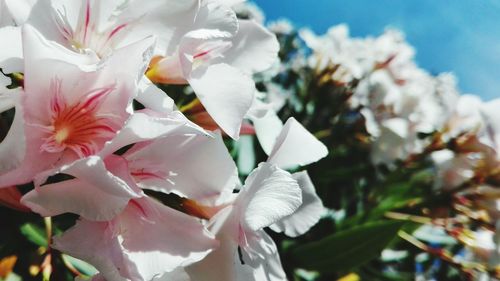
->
[40,79,118,158]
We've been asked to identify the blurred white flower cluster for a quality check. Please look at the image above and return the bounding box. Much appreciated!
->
[300,25,459,165]
[256,22,499,277]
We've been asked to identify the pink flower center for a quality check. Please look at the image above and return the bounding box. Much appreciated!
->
[40,80,118,158]
[52,0,129,57]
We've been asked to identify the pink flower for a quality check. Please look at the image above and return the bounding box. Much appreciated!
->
[22,132,234,280]
[22,131,236,220]
[0,25,154,187]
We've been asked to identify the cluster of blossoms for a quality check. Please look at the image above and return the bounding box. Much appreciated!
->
[0,1,328,280]
[430,95,500,276]
[285,25,459,166]
[257,21,499,279]
[1,1,499,280]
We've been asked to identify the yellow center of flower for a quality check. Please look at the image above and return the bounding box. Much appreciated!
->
[54,126,70,144]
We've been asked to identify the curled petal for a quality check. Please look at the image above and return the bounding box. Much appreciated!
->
[240,163,302,232]
[136,78,176,113]
[222,20,280,74]
[270,171,325,237]
[268,117,328,169]
[189,63,255,139]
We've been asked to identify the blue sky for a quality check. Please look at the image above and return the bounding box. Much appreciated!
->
[253,0,500,100]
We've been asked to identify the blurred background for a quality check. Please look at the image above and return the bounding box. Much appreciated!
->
[253,0,500,100]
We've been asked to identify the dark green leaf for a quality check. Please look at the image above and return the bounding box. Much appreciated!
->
[290,220,405,273]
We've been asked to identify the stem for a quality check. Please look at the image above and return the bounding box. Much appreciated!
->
[385,211,432,224]
[44,217,52,248]
[42,217,53,281]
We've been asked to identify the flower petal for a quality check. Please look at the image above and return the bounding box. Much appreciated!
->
[238,232,288,281]
[116,0,199,54]
[240,163,302,232]
[54,198,218,281]
[187,225,287,281]
[56,155,142,198]
[22,24,99,69]
[136,77,175,114]
[270,171,325,237]
[216,0,246,7]
[21,178,132,221]
[27,0,77,44]
[0,124,60,187]
[189,63,255,139]
[52,219,130,281]
[0,89,25,174]
[0,26,22,73]
[185,232,240,281]
[251,110,283,155]
[126,132,238,203]
[267,117,328,169]
[222,20,279,74]
[23,155,142,221]
[480,98,500,149]
[194,0,238,36]
[22,25,154,125]
[4,0,36,25]
[131,200,221,262]
[98,111,206,157]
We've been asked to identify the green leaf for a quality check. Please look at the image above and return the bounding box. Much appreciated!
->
[19,223,47,247]
[290,220,405,273]
[358,265,411,281]
[368,196,423,220]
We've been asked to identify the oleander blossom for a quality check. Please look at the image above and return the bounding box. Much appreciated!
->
[298,25,459,165]
[0,24,155,187]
